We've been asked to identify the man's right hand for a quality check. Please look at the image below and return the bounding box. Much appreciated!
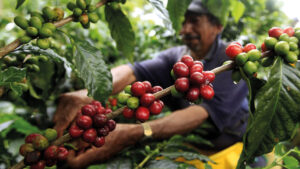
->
[53,89,92,137]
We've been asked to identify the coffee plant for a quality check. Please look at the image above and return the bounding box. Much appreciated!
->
[1,0,300,169]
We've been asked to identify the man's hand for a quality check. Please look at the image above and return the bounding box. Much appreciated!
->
[66,124,143,169]
[53,89,92,137]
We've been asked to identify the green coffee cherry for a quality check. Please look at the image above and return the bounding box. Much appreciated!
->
[231,70,242,83]
[43,22,56,32]
[294,49,299,56]
[79,14,89,25]
[32,135,49,151]
[38,55,48,62]
[88,13,99,23]
[31,64,40,72]
[81,22,90,29]
[117,92,131,104]
[42,7,57,21]
[124,85,132,94]
[275,41,290,56]
[8,90,18,100]
[294,30,300,40]
[264,37,277,50]
[171,86,183,98]
[289,42,298,51]
[278,33,290,42]
[290,37,299,44]
[31,11,45,23]
[285,51,298,63]
[37,38,50,49]
[44,128,57,142]
[247,49,261,62]
[87,5,96,12]
[19,35,32,44]
[14,16,29,30]
[73,8,83,17]
[76,0,87,10]
[85,0,92,5]
[26,56,39,64]
[67,2,77,10]
[243,61,257,76]
[127,97,139,109]
[26,27,38,37]
[29,16,42,30]
[235,52,248,66]
[54,8,64,21]
[39,27,53,38]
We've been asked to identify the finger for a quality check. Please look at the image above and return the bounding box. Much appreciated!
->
[53,123,67,137]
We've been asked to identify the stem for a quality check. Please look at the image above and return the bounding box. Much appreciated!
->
[0,0,107,58]
[135,143,166,169]
[263,149,295,169]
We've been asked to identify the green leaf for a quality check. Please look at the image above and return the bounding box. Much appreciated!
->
[167,0,192,35]
[16,0,26,9]
[105,5,135,62]
[160,152,213,163]
[88,157,131,169]
[74,41,112,102]
[204,0,232,27]
[283,156,299,168]
[231,0,245,23]
[0,67,26,96]
[146,159,179,169]
[204,163,212,169]
[147,0,174,33]
[237,57,300,168]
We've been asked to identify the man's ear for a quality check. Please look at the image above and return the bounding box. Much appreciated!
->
[216,25,223,34]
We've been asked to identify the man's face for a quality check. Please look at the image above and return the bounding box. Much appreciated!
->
[180,14,222,58]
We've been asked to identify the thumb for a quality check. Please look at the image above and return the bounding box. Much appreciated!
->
[53,123,68,137]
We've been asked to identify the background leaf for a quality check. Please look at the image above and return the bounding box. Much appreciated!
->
[160,152,212,163]
[105,5,135,62]
[75,41,112,102]
[0,67,26,96]
[16,0,26,9]
[231,0,245,23]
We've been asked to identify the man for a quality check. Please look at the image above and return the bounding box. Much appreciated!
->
[53,0,249,168]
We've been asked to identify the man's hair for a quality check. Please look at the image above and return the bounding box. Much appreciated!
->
[186,0,222,26]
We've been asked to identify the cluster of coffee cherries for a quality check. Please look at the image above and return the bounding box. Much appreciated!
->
[14,7,63,49]
[67,0,99,28]
[19,129,69,169]
[68,100,116,147]
[170,55,215,102]
[114,81,164,121]
[226,42,262,79]
[262,27,300,64]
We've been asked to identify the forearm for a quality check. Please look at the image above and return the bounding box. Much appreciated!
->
[111,65,136,94]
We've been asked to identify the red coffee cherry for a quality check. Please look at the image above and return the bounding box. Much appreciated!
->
[76,115,92,129]
[140,93,155,107]
[230,42,242,47]
[69,125,84,138]
[200,85,215,100]
[149,101,163,115]
[173,61,189,77]
[142,81,152,93]
[97,126,110,137]
[243,43,256,53]
[190,64,203,74]
[193,60,204,67]
[96,106,106,114]
[190,72,205,85]
[203,71,215,83]
[81,104,96,117]
[151,86,163,93]
[94,137,105,147]
[19,143,34,156]
[135,107,150,121]
[107,119,116,131]
[110,98,117,106]
[157,100,164,107]
[93,114,107,128]
[225,44,243,59]
[186,87,200,102]
[45,159,56,167]
[83,128,97,143]
[131,81,146,97]
[44,145,58,160]
[283,27,294,37]
[181,55,194,67]
[105,108,112,114]
[122,107,135,118]
[24,151,41,165]
[261,42,267,52]
[30,160,45,169]
[25,133,41,143]
[268,27,283,38]
[90,100,102,108]
[57,146,69,161]
[175,77,189,92]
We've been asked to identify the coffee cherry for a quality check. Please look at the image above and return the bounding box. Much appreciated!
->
[31,11,45,23]
[124,85,132,94]
[67,2,76,10]
[203,71,215,83]
[54,8,64,21]
[42,7,56,21]
[135,107,150,121]
[231,70,242,83]
[76,115,92,129]
[247,49,261,62]
[107,120,116,131]
[180,55,194,67]
[76,0,87,10]
[235,52,248,66]
[243,61,257,76]
[43,22,56,32]
[275,41,289,56]
[173,62,189,77]
[45,159,56,167]
[142,81,152,93]
[268,27,283,38]
[39,27,53,38]
[20,35,32,44]
[127,97,139,109]
[225,44,243,59]
[105,108,112,114]
[25,133,41,143]
[264,37,277,50]
[26,27,38,37]
[200,85,214,100]
[32,135,49,151]
[140,93,155,107]
[175,77,189,92]
[243,43,256,53]
[186,87,200,102]
[97,126,110,137]
[79,14,89,25]
[44,145,58,160]
[131,81,146,97]
[190,64,203,74]
[30,16,42,30]
[91,100,102,108]
[230,42,242,47]
[190,72,205,85]
[193,61,204,67]
[44,128,57,142]
[94,137,105,147]
[261,42,267,52]
[37,38,50,49]
[117,92,131,104]
[69,125,84,138]
[285,51,297,63]
[30,160,45,169]
[151,86,163,93]
[83,128,97,143]
[88,13,99,23]
[82,104,96,117]
[149,101,163,115]
[57,147,69,161]
[171,86,184,98]
[24,151,41,165]
[73,8,83,17]
[122,107,134,118]
[14,16,29,29]
[19,143,34,156]
[93,114,107,128]
[283,27,294,37]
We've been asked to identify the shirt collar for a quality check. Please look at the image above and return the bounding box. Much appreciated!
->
[202,33,221,62]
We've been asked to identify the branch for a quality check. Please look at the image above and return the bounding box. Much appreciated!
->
[0,0,108,58]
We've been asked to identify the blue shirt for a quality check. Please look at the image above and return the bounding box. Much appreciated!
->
[131,35,249,148]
